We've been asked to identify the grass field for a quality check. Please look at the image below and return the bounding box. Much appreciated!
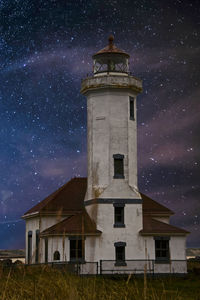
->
[0,263,200,300]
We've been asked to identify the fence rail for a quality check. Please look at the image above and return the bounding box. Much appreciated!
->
[1,259,187,275]
[100,260,187,275]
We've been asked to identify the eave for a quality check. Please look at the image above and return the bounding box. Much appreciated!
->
[22,210,82,220]
[139,232,189,236]
[40,232,102,237]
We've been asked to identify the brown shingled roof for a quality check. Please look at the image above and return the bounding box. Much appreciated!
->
[23,177,175,218]
[140,216,189,236]
[141,193,174,216]
[23,177,87,216]
[40,210,101,236]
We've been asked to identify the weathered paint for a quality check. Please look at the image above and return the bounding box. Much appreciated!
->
[24,42,188,275]
[83,87,142,201]
[25,215,66,263]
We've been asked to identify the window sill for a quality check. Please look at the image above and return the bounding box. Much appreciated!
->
[155,259,170,264]
[115,261,127,266]
[69,259,86,264]
[130,117,135,121]
[114,223,125,228]
[113,175,125,179]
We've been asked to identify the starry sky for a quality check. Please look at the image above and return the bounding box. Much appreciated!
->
[0,0,199,249]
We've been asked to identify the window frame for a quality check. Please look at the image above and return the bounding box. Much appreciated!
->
[114,203,125,228]
[114,241,127,266]
[28,231,32,264]
[45,237,48,263]
[154,236,170,263]
[35,230,40,263]
[53,250,60,261]
[69,236,85,263]
[129,96,135,120]
[113,154,125,179]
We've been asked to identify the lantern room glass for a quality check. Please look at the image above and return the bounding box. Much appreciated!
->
[93,55,129,75]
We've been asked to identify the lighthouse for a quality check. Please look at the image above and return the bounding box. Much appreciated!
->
[23,36,188,274]
[81,36,144,262]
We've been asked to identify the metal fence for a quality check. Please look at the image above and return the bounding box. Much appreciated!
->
[27,261,99,275]
[100,260,187,275]
[1,259,187,275]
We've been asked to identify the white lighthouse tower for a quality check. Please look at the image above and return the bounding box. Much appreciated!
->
[81,36,144,263]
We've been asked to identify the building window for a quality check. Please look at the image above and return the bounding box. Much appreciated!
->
[113,154,124,179]
[28,231,32,264]
[69,237,85,262]
[154,237,170,262]
[114,204,125,227]
[45,237,48,263]
[129,96,134,120]
[114,242,127,266]
[53,251,60,261]
[35,230,40,263]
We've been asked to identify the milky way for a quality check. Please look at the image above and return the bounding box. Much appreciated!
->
[0,0,199,249]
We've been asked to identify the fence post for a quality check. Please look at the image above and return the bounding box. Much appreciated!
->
[100,260,102,275]
[96,262,98,275]
[152,260,154,276]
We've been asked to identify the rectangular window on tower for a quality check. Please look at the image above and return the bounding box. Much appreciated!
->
[114,204,125,227]
[154,237,170,263]
[129,96,134,120]
[113,154,124,179]
[114,242,127,266]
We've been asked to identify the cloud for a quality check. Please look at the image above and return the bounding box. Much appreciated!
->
[1,47,93,76]
[28,152,87,179]
[138,89,200,169]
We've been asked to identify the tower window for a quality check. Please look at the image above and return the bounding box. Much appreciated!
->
[129,97,134,120]
[53,251,60,261]
[113,154,124,179]
[69,238,85,262]
[154,237,170,262]
[35,230,40,263]
[114,242,127,266]
[28,231,32,264]
[114,204,125,227]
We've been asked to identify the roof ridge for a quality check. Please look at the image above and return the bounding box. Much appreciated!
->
[140,192,174,214]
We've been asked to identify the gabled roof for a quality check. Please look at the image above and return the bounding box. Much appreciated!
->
[23,177,174,218]
[140,216,189,236]
[23,177,87,217]
[141,193,174,216]
[40,210,101,236]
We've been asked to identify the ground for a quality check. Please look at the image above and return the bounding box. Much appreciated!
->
[0,262,200,300]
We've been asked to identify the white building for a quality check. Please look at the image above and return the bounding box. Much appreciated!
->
[22,36,189,274]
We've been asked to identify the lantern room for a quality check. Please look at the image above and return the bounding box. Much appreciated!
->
[92,35,130,76]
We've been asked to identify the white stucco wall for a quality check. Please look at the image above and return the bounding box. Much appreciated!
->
[42,236,69,263]
[25,215,66,263]
[85,87,140,201]
[86,203,144,262]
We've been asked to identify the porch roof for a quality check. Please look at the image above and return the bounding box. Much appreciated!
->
[40,210,101,237]
[140,216,189,236]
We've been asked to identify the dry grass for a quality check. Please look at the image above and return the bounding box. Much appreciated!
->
[0,265,200,300]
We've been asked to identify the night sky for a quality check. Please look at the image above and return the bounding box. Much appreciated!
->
[0,0,199,249]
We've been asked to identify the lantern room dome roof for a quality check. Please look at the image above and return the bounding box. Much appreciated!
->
[93,35,130,59]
